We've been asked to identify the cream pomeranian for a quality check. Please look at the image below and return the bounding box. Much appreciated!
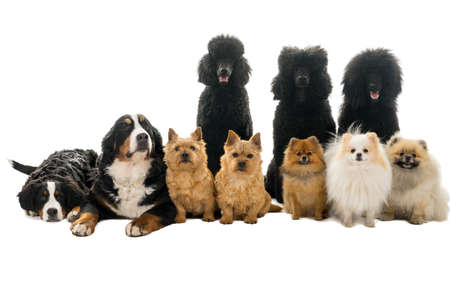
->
[380,135,448,224]
[325,132,392,227]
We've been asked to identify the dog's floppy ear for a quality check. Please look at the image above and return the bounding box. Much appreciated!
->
[100,124,117,166]
[225,130,241,147]
[272,47,297,100]
[231,57,251,87]
[191,127,202,141]
[418,140,428,151]
[17,179,42,211]
[168,128,178,142]
[198,54,216,86]
[61,179,86,210]
[249,132,262,150]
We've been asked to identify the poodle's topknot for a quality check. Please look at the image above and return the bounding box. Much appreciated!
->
[342,48,402,108]
[208,35,245,59]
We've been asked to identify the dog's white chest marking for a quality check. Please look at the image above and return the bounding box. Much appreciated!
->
[106,153,155,218]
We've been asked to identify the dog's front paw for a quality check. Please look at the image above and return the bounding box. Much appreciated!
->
[364,219,375,228]
[125,213,163,237]
[26,210,39,217]
[125,221,147,237]
[409,216,425,225]
[379,213,395,221]
[202,214,215,222]
[174,214,186,224]
[71,222,94,237]
[220,216,233,225]
[67,208,80,223]
[244,216,257,224]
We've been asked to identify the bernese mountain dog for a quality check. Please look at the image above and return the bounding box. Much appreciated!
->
[70,114,176,237]
[10,149,98,222]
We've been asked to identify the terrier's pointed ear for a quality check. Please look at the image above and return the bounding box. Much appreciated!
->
[168,128,178,142]
[249,133,262,150]
[191,127,202,141]
[342,133,352,145]
[419,140,428,151]
[225,130,240,147]
[288,137,299,149]
[366,132,379,144]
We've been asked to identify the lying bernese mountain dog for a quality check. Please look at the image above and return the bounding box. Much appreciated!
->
[10,149,98,222]
[70,114,176,237]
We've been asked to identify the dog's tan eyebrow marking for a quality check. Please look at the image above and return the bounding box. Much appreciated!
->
[138,115,146,122]
[124,118,132,124]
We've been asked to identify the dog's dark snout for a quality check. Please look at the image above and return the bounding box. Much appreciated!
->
[137,133,148,141]
[301,156,308,162]
[47,208,57,217]
[181,152,189,159]
[219,68,228,76]
[356,153,363,160]
[238,161,246,168]
[405,155,411,162]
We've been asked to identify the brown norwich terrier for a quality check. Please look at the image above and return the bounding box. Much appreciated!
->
[280,136,327,220]
[164,127,216,223]
[215,130,281,224]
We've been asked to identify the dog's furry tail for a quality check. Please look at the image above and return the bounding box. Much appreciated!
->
[8,159,37,175]
[269,203,282,213]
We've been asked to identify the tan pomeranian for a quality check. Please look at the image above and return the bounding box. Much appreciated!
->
[380,135,449,224]
[215,130,281,224]
[164,127,216,223]
[280,136,327,220]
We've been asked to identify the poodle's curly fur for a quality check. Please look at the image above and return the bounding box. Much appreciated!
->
[196,35,253,174]
[265,46,336,203]
[338,48,403,142]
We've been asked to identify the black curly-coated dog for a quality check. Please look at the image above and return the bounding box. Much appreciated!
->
[10,149,98,222]
[265,46,335,203]
[338,48,402,143]
[196,35,253,175]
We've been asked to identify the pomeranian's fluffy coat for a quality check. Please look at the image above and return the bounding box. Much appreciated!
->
[326,132,392,227]
[281,136,327,220]
[215,130,280,224]
[164,127,216,223]
[380,136,448,224]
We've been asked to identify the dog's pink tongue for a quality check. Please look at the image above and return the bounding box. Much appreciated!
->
[370,91,380,100]
[219,76,229,83]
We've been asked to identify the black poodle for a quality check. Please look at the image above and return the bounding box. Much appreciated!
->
[338,48,403,143]
[265,46,336,203]
[196,35,252,174]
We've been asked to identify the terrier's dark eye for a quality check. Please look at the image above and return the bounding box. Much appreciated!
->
[412,153,416,158]
[363,149,369,153]
[296,152,301,156]
[351,149,356,153]
[175,146,180,152]
[232,153,238,157]
[399,152,404,156]
[247,154,253,159]
[190,146,196,151]
[307,152,312,156]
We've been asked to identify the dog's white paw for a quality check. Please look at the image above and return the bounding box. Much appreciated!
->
[26,210,39,217]
[71,223,93,237]
[67,210,80,223]
[125,222,145,237]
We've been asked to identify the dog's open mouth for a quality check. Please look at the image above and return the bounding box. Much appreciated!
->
[370,91,380,100]
[219,76,229,83]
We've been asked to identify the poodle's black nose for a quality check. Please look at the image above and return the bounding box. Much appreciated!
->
[295,75,309,87]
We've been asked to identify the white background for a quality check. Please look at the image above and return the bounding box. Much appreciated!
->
[1,0,449,299]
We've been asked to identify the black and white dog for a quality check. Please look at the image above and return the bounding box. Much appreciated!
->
[70,114,176,237]
[10,149,98,222]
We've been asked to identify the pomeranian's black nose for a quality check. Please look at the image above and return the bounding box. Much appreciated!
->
[181,152,189,159]
[356,153,362,160]
[405,155,411,162]
[47,208,57,217]
[136,133,148,141]
[301,156,308,162]
[238,161,246,168]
